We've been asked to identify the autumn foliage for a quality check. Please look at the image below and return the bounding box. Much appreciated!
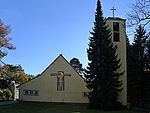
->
[0,20,16,76]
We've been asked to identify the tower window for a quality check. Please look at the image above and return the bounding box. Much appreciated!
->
[113,22,119,31]
[113,32,120,42]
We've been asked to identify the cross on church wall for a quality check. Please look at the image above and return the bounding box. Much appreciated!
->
[110,6,116,18]
[51,71,71,91]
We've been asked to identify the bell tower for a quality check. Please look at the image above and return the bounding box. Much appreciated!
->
[106,15,127,106]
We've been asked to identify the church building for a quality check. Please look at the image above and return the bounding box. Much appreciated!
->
[18,16,127,105]
[18,54,89,104]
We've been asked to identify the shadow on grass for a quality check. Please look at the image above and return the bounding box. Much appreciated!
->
[0,102,138,113]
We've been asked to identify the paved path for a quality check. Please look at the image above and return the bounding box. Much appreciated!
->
[0,101,18,105]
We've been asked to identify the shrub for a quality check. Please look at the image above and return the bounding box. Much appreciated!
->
[0,88,12,100]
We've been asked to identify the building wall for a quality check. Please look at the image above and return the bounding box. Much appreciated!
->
[19,56,89,103]
[106,19,127,106]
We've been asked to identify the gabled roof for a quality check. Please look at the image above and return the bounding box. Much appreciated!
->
[17,54,83,88]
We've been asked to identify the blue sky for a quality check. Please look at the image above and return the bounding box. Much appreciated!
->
[1,0,136,75]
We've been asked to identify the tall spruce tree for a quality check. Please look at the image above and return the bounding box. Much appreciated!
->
[85,0,123,110]
[132,25,146,79]
[129,25,147,107]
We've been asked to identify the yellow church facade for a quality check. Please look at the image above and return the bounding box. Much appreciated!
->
[18,55,89,103]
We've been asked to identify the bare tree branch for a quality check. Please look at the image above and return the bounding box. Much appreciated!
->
[127,0,150,26]
[127,0,150,39]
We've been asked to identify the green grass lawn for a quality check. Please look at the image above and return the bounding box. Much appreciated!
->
[0,102,137,113]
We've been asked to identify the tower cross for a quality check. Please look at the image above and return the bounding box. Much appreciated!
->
[110,7,116,18]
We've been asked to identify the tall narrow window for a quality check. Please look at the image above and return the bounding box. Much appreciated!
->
[113,22,120,42]
[113,22,119,31]
[113,32,120,42]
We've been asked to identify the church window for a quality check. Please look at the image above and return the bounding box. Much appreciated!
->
[34,90,39,96]
[23,90,39,96]
[113,22,120,42]
[24,90,29,95]
[29,91,32,95]
[113,22,119,31]
[83,92,89,97]
[113,32,120,42]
